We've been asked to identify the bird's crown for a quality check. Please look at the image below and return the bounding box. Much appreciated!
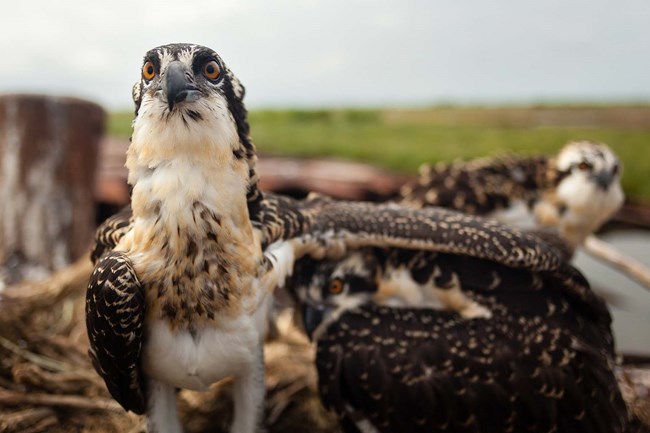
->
[555,140,621,180]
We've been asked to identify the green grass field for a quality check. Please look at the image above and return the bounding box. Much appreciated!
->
[108,106,650,201]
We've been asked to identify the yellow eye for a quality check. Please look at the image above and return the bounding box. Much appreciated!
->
[203,60,220,80]
[142,61,155,80]
[329,279,344,295]
[577,162,591,171]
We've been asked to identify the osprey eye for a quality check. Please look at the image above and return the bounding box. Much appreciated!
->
[612,163,620,176]
[329,279,344,295]
[142,61,155,80]
[203,61,220,80]
[577,162,591,171]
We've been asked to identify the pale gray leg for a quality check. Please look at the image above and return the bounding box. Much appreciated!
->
[146,379,183,433]
[230,348,265,433]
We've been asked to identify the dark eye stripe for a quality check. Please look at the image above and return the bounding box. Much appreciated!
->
[347,276,378,294]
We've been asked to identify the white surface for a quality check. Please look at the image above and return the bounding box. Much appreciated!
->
[574,230,650,354]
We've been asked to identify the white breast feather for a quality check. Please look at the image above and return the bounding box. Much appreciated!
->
[556,174,624,232]
[142,315,260,391]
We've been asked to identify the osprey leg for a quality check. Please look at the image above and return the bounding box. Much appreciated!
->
[146,379,183,433]
[231,346,265,433]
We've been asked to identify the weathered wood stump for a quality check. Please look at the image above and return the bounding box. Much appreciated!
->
[0,95,104,286]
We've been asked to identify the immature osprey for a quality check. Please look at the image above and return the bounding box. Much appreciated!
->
[288,251,639,433]
[86,44,573,433]
[399,141,624,247]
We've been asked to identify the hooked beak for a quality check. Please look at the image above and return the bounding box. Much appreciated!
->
[592,170,615,190]
[163,61,201,111]
[301,301,330,341]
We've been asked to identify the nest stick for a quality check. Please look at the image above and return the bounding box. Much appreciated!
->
[0,408,58,433]
[583,235,650,291]
[0,336,72,372]
[0,388,123,412]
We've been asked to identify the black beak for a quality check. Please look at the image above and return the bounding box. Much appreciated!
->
[164,61,200,111]
[592,170,615,190]
[301,301,329,341]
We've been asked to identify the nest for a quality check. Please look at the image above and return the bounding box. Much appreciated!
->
[0,256,648,432]
[0,257,339,433]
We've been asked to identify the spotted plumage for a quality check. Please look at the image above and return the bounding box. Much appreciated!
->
[86,43,579,433]
[399,141,624,246]
[90,206,133,264]
[86,251,145,413]
[289,250,640,433]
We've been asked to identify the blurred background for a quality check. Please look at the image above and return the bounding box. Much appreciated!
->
[1,1,649,350]
[0,2,649,431]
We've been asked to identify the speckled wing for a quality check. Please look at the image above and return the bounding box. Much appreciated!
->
[90,205,134,264]
[398,155,551,214]
[86,251,146,414]
[254,192,318,249]
[377,248,606,331]
[316,303,630,433]
[263,193,568,272]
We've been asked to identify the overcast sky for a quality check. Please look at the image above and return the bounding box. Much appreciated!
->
[1,0,649,109]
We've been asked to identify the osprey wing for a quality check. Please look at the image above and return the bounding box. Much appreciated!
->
[255,193,317,249]
[85,251,146,414]
[399,155,550,214]
[317,304,629,433]
[294,194,567,272]
[90,206,134,264]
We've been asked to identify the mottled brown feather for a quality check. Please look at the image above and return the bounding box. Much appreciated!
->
[316,301,631,433]
[259,192,567,272]
[399,155,554,214]
[288,239,636,432]
[85,251,146,414]
[91,206,134,264]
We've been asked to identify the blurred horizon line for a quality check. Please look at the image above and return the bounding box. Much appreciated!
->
[4,91,650,112]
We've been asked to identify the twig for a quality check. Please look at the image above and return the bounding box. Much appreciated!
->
[583,235,650,291]
[0,336,72,372]
[0,407,58,433]
[0,389,123,412]
[12,362,104,394]
[0,256,92,323]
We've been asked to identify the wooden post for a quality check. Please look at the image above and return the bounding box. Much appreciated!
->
[0,95,105,286]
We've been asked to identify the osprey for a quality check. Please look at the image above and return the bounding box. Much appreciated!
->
[288,250,638,433]
[399,141,624,247]
[85,44,573,433]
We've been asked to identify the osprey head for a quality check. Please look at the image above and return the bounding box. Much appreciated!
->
[551,140,624,242]
[288,251,379,339]
[127,43,257,188]
[133,43,246,114]
[129,44,251,159]
[555,141,622,191]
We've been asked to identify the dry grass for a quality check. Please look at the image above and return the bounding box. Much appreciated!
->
[0,258,338,433]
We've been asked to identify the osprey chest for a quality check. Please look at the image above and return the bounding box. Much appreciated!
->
[121,200,261,329]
